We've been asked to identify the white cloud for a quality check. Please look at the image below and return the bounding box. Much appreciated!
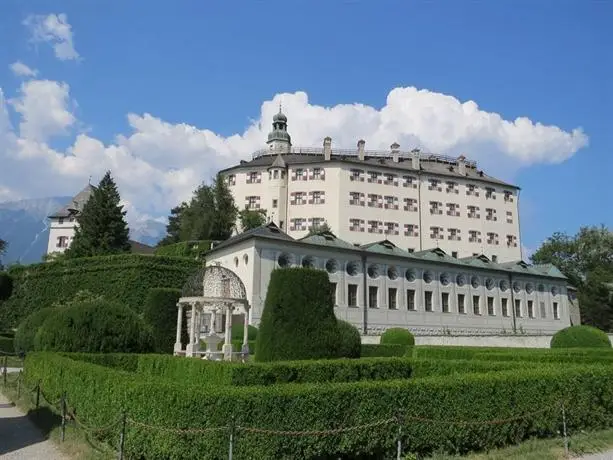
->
[24,13,79,61]
[9,61,38,78]
[0,83,589,227]
[8,79,76,142]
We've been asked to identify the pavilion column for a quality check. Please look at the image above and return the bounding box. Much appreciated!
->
[173,303,183,354]
[186,302,200,357]
[222,304,234,360]
[242,307,250,346]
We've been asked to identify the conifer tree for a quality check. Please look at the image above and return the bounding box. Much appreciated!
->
[65,171,131,258]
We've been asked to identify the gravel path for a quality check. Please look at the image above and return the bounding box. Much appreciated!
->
[579,451,613,459]
[0,393,67,460]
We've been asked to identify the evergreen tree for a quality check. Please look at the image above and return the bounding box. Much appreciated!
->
[179,183,216,241]
[239,209,267,231]
[65,171,131,258]
[211,173,238,240]
[0,238,6,269]
[158,203,187,246]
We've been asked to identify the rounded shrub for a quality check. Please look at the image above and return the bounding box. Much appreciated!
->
[143,288,185,353]
[0,272,13,300]
[550,325,612,349]
[14,307,60,353]
[336,320,361,358]
[380,328,415,347]
[255,268,340,362]
[34,299,154,353]
[231,323,258,341]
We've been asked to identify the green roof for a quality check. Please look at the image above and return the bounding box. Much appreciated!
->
[207,224,567,280]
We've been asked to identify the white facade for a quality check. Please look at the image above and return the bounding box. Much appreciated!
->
[206,224,572,337]
[46,185,95,257]
[222,113,522,263]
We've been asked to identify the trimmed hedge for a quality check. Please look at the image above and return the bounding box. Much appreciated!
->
[551,325,612,349]
[413,346,613,364]
[143,288,184,353]
[231,323,258,341]
[0,272,12,300]
[361,344,408,357]
[24,352,613,459]
[1,254,199,327]
[68,353,414,385]
[0,335,13,353]
[34,300,154,353]
[336,320,361,358]
[255,268,340,362]
[380,328,415,347]
[14,307,60,353]
[154,240,212,259]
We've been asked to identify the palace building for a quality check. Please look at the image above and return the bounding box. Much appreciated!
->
[205,222,579,337]
[221,110,522,263]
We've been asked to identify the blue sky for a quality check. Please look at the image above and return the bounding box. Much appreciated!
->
[0,0,611,254]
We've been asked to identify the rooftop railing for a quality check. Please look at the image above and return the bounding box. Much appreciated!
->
[251,146,477,168]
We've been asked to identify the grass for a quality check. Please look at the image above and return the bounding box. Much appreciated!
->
[1,381,115,460]
[424,428,613,459]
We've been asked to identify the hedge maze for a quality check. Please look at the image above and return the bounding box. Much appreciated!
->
[19,346,613,459]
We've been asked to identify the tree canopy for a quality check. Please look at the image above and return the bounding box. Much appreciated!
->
[65,171,131,258]
[531,225,613,331]
[159,173,238,244]
[239,209,267,231]
[306,221,332,236]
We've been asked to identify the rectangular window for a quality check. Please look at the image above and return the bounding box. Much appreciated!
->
[388,288,397,310]
[348,284,358,307]
[473,296,481,315]
[330,283,337,306]
[540,301,546,318]
[441,293,450,313]
[458,294,466,314]
[487,297,495,316]
[425,291,433,312]
[272,199,278,208]
[273,170,279,179]
[515,299,522,317]
[56,236,69,248]
[491,255,498,263]
[528,300,535,318]
[501,298,509,317]
[553,302,560,320]
[452,251,458,259]
[368,286,378,309]
[58,217,64,224]
[407,289,416,311]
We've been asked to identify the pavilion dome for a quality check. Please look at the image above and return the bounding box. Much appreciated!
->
[181,264,247,301]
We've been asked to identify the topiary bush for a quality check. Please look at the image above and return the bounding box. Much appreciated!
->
[336,320,361,358]
[34,299,154,353]
[551,325,612,349]
[380,328,415,347]
[231,323,258,341]
[143,288,186,353]
[0,272,12,300]
[255,267,340,362]
[14,307,61,353]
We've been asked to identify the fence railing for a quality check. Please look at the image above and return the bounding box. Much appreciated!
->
[1,365,575,460]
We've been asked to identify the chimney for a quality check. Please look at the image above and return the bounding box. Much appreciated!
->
[390,142,400,163]
[357,139,365,161]
[457,154,467,176]
[411,148,420,170]
[323,136,332,161]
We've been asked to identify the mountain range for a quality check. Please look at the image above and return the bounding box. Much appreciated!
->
[0,197,166,266]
